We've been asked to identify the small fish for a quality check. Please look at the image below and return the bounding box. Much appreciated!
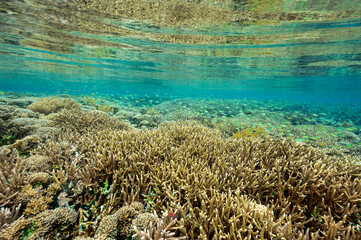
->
[168,212,176,218]
[60,17,67,24]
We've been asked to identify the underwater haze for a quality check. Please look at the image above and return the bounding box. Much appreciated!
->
[1,1,361,239]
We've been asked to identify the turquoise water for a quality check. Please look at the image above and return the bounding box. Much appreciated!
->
[0,1,360,103]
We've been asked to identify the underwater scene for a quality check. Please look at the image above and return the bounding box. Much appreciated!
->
[0,0,361,239]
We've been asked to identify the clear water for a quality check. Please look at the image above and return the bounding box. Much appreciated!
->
[1,0,360,103]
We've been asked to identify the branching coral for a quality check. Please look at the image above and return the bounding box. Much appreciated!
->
[0,207,77,240]
[6,135,41,155]
[0,150,27,206]
[49,109,132,134]
[132,212,156,232]
[133,210,186,240]
[23,154,53,173]
[0,204,21,231]
[27,172,51,186]
[17,183,61,217]
[0,105,33,147]
[27,97,81,114]
[2,118,360,239]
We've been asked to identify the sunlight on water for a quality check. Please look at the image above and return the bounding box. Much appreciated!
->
[0,0,360,102]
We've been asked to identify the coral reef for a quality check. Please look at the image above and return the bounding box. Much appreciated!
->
[49,109,132,134]
[0,207,77,240]
[27,172,51,186]
[132,212,156,232]
[23,154,52,173]
[0,105,33,147]
[115,109,164,129]
[1,97,361,239]
[0,150,27,207]
[133,210,186,240]
[28,97,81,114]
[34,121,361,238]
[5,135,41,155]
[0,204,21,231]
[94,202,145,239]
[18,183,61,217]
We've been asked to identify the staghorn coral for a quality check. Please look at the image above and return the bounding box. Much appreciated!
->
[27,97,81,114]
[49,109,132,134]
[0,216,29,240]
[133,210,186,240]
[0,207,77,240]
[94,202,148,239]
[0,150,27,207]
[0,105,33,147]
[19,120,361,239]
[27,172,51,186]
[0,204,21,231]
[23,154,52,173]
[132,213,156,232]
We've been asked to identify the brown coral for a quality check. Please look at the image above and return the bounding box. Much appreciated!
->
[0,105,33,147]
[0,207,77,240]
[2,119,358,239]
[132,212,156,232]
[27,172,51,186]
[94,202,146,239]
[0,150,27,206]
[23,154,52,173]
[94,214,118,239]
[49,109,132,134]
[0,216,28,240]
[133,210,185,240]
[27,97,81,114]
[6,135,41,155]
[115,203,142,236]
[70,121,361,239]
[30,207,78,239]
[17,183,61,217]
[0,204,21,231]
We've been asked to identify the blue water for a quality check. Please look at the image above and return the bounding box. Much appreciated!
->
[0,1,360,104]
